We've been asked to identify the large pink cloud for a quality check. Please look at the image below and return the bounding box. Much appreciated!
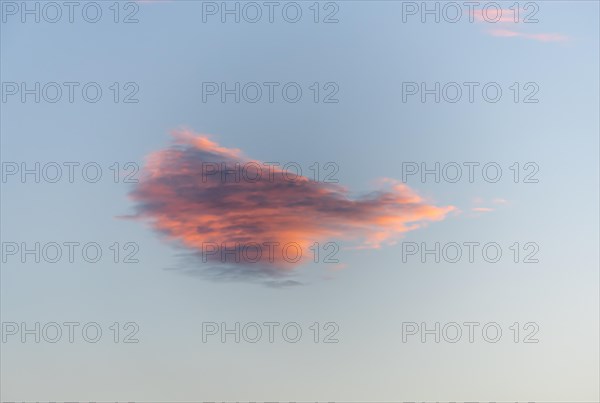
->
[129,129,454,279]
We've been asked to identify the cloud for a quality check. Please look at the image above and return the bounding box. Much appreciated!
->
[470,197,510,214]
[470,7,568,43]
[488,29,568,42]
[472,207,494,213]
[128,129,454,279]
[474,9,524,24]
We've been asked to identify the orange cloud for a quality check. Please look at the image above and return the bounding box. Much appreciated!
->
[129,129,454,278]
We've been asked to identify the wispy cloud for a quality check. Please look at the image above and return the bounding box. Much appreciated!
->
[473,8,568,43]
[474,9,524,24]
[128,129,455,280]
[488,28,568,43]
[470,197,510,214]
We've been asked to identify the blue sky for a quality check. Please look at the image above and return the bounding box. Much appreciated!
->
[1,1,599,401]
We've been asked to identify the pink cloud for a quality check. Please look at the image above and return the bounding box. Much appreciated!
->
[474,9,523,24]
[488,29,568,42]
[128,129,455,280]
[470,7,569,43]
[472,207,494,213]
[470,197,509,215]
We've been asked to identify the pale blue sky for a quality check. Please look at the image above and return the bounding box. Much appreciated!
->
[1,1,599,401]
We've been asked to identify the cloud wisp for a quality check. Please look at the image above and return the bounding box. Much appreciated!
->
[488,28,568,42]
[473,8,568,43]
[128,129,454,282]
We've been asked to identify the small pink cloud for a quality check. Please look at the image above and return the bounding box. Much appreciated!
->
[472,207,494,213]
[471,8,569,43]
[474,9,523,24]
[470,197,509,214]
[488,29,568,43]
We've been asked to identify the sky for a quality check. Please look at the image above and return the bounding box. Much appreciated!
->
[1,0,599,401]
